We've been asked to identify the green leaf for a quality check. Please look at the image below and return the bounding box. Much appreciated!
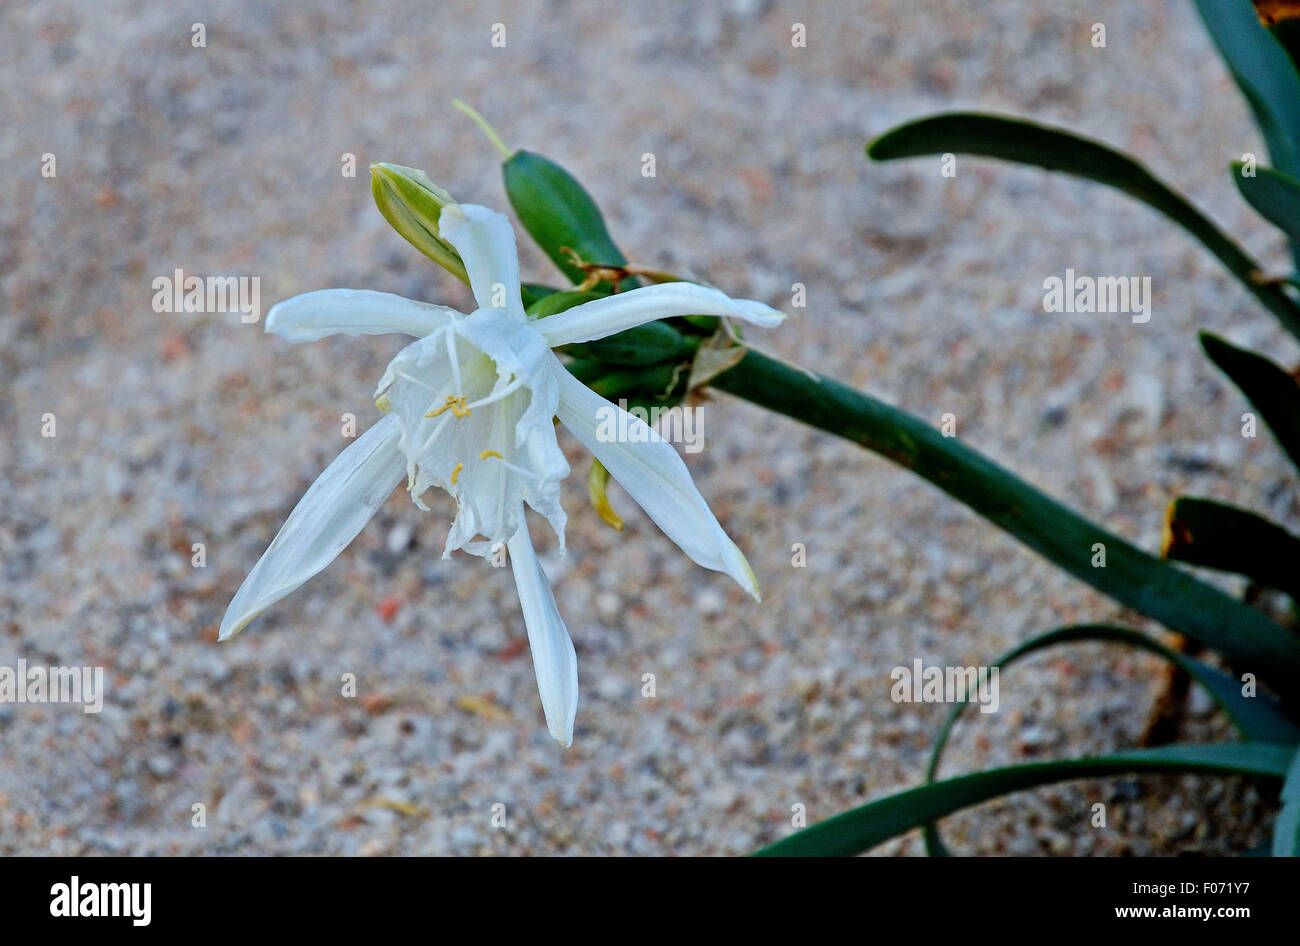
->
[1200,331,1300,473]
[1192,0,1300,178]
[524,289,605,319]
[1234,162,1300,242]
[560,358,685,402]
[1271,18,1300,80]
[564,322,689,365]
[1163,496,1300,599]
[557,357,606,385]
[503,150,635,291]
[867,112,1300,339]
[929,626,1298,778]
[752,743,1293,856]
[918,624,1299,855]
[1273,743,1300,856]
[508,150,688,367]
[1198,0,1300,271]
[711,349,1300,679]
[583,363,685,402]
[520,283,559,309]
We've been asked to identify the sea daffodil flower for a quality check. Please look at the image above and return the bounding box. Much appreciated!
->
[220,200,783,745]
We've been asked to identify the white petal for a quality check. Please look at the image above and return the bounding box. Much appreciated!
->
[507,510,579,746]
[438,204,525,318]
[551,355,760,599]
[519,408,569,551]
[219,415,405,640]
[265,289,458,342]
[536,282,784,348]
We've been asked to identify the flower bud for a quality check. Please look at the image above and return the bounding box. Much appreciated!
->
[370,163,468,283]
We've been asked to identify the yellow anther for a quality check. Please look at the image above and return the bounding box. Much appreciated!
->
[375,394,392,414]
[425,395,472,419]
[588,460,624,532]
[450,462,464,485]
[479,450,504,461]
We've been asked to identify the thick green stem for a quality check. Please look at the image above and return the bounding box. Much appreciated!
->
[712,349,1300,678]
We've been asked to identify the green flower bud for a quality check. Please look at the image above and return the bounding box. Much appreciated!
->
[369,163,469,284]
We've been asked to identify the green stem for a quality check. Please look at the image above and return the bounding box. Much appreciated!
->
[711,349,1300,678]
[452,100,513,159]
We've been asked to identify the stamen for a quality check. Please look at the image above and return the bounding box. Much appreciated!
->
[425,395,472,419]
[479,450,503,460]
[451,462,464,485]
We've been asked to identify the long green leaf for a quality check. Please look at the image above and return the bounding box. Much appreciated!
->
[1234,162,1300,242]
[1194,0,1300,271]
[1274,743,1300,856]
[753,743,1293,856]
[1193,0,1300,178]
[928,625,1297,779]
[919,624,1299,855]
[1163,496,1300,599]
[1272,18,1300,79]
[1200,331,1300,473]
[867,112,1300,339]
[711,350,1300,679]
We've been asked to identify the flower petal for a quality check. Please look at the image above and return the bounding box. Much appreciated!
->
[438,204,525,318]
[507,510,579,746]
[551,355,760,599]
[219,415,405,641]
[536,282,784,348]
[265,289,458,342]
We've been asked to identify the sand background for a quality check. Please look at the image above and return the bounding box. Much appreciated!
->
[1,0,1294,854]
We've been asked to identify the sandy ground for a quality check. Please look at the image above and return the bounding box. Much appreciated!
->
[1,0,1294,855]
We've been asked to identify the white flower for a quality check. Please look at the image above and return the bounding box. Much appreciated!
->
[220,201,783,745]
